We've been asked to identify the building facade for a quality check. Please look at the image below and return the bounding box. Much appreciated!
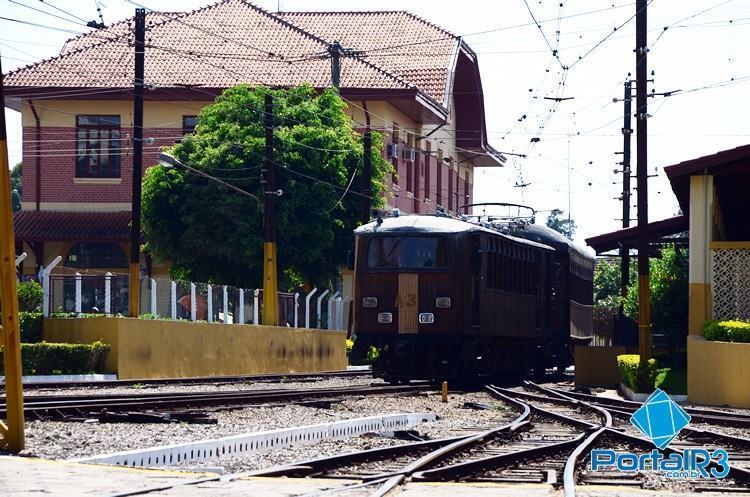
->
[4,0,503,281]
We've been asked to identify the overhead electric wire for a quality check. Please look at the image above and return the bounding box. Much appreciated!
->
[7,0,90,27]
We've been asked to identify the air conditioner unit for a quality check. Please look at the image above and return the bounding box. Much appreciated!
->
[402,147,416,162]
[386,143,399,159]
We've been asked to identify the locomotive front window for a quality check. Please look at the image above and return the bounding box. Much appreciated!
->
[367,236,448,270]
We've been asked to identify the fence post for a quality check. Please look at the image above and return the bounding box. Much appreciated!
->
[316,289,329,328]
[328,291,340,330]
[170,281,177,320]
[253,289,260,324]
[39,255,62,318]
[150,278,157,316]
[238,289,245,324]
[294,292,299,328]
[223,285,229,323]
[104,272,112,316]
[337,296,344,330]
[207,284,213,323]
[190,282,197,321]
[14,252,26,267]
[75,272,82,317]
[305,287,317,329]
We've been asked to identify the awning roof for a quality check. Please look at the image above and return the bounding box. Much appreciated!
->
[14,211,131,243]
[585,215,688,254]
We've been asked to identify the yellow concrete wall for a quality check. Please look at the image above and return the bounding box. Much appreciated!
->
[574,346,635,388]
[688,335,750,408]
[43,317,347,379]
[44,317,120,372]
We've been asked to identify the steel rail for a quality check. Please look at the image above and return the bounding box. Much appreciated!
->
[2,369,371,391]
[1,384,431,419]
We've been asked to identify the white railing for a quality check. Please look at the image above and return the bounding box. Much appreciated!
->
[37,264,346,330]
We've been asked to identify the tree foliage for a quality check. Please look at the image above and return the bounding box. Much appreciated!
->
[593,257,636,308]
[623,245,688,336]
[141,84,389,289]
[10,162,22,212]
[546,208,576,239]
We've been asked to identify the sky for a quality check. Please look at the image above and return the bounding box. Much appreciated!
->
[3,0,750,244]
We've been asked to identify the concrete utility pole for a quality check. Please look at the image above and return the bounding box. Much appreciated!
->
[620,79,633,321]
[262,92,279,326]
[129,8,145,318]
[635,0,652,361]
[0,55,25,453]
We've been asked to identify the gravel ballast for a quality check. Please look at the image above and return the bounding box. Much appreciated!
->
[20,387,517,473]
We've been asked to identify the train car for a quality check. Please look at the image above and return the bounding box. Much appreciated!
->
[351,206,594,381]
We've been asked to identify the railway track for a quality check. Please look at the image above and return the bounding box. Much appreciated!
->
[2,369,371,391]
[245,382,750,496]
[0,383,429,420]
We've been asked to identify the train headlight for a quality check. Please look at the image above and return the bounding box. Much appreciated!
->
[362,297,378,308]
[419,313,435,324]
[377,312,393,324]
[435,297,451,308]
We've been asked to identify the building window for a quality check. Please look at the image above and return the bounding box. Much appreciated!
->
[436,149,443,206]
[424,141,431,199]
[391,123,399,186]
[66,242,128,268]
[183,115,198,135]
[76,115,121,178]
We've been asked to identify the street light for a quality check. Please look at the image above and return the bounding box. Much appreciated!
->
[158,152,263,208]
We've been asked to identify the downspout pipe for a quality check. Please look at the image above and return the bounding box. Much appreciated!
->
[28,99,41,211]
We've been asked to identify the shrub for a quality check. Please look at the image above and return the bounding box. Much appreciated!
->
[617,354,657,393]
[17,280,43,312]
[703,320,750,343]
[0,341,111,375]
[19,311,43,343]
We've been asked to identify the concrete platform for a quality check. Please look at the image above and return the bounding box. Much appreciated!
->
[0,456,741,496]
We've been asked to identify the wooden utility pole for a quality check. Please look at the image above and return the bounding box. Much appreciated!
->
[0,55,25,452]
[362,101,372,224]
[635,0,652,361]
[329,41,342,89]
[262,93,278,326]
[129,8,145,318]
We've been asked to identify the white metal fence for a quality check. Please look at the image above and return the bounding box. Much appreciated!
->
[37,261,347,330]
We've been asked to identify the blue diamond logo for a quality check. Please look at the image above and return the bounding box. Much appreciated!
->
[630,388,691,449]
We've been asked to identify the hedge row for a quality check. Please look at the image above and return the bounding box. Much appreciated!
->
[0,341,110,375]
[20,311,43,343]
[704,320,750,343]
[617,354,657,393]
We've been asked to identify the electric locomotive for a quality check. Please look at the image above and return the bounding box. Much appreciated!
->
[351,204,594,381]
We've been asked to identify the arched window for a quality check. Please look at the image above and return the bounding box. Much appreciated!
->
[66,242,128,268]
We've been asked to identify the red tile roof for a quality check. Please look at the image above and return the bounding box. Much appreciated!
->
[4,0,459,107]
[280,11,459,103]
[14,211,131,242]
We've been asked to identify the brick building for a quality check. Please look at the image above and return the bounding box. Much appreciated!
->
[4,0,503,281]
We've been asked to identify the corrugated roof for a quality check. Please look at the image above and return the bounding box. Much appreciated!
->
[4,0,454,102]
[14,211,131,242]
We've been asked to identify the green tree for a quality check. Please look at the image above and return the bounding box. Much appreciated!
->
[141,84,389,289]
[10,162,22,212]
[594,257,637,308]
[546,208,576,239]
[623,245,688,337]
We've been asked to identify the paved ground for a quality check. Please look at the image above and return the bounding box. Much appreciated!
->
[2,456,745,496]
